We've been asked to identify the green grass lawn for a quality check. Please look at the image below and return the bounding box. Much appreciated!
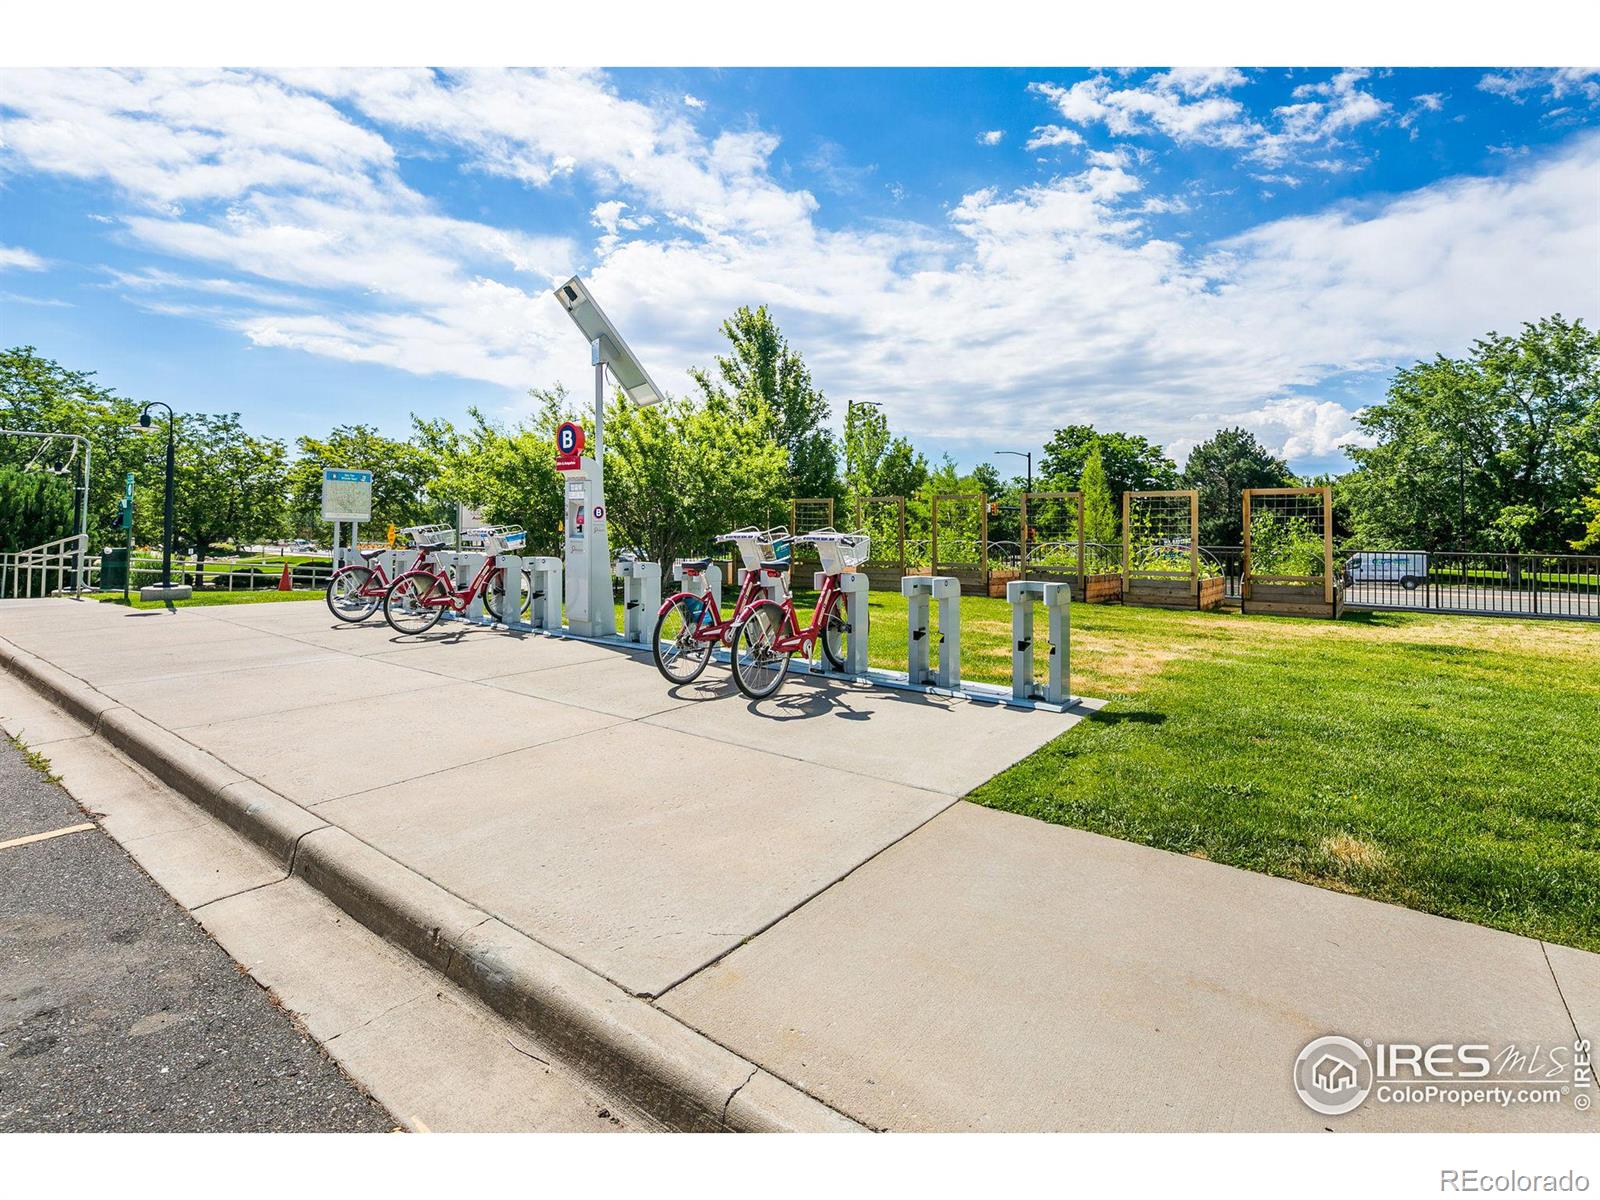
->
[94,589,325,609]
[798,589,1600,952]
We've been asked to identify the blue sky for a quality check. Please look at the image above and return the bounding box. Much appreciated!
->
[1,66,1596,478]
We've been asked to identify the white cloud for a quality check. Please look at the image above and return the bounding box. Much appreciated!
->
[683,94,705,110]
[977,129,1004,146]
[2,68,1595,471]
[1231,398,1375,460]
[1032,68,1390,172]
[0,245,46,271]
[1024,124,1083,151]
[1478,68,1600,105]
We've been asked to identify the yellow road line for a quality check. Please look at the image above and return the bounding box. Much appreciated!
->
[0,821,96,851]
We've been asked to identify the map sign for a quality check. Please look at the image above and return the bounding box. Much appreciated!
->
[320,469,373,521]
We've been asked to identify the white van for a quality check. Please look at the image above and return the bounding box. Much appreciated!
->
[1345,551,1428,590]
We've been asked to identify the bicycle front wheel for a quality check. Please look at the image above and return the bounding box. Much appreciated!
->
[483,567,535,623]
[730,600,792,700]
[653,595,714,684]
[384,572,446,635]
[326,566,380,623]
[821,594,849,671]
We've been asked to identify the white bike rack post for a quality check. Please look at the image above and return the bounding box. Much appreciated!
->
[616,558,661,644]
[901,575,961,690]
[446,551,487,623]
[812,570,871,677]
[1006,579,1071,706]
[497,554,529,631]
[527,556,564,632]
[673,560,723,614]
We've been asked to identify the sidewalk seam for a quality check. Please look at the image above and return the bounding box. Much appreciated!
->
[1540,940,1584,1043]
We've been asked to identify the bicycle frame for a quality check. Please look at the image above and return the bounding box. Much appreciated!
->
[660,564,771,646]
[341,546,435,597]
[755,571,842,656]
[408,554,502,612]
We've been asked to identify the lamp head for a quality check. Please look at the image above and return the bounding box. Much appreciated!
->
[139,409,153,428]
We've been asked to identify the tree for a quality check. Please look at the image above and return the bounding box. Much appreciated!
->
[1181,428,1295,545]
[1574,486,1600,551]
[601,390,787,567]
[1343,315,1600,551]
[421,391,572,557]
[0,464,74,557]
[1039,424,1179,497]
[1080,446,1118,569]
[287,424,442,539]
[692,305,839,502]
[842,401,928,499]
[1,346,154,549]
[171,414,288,580]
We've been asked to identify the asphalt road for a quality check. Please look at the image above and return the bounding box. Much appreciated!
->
[0,738,394,1132]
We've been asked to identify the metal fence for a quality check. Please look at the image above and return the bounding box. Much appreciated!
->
[0,535,88,599]
[1343,550,1600,620]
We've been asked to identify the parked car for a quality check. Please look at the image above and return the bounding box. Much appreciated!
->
[1345,551,1428,590]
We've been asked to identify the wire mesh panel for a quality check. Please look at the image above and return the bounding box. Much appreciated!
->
[1242,487,1337,615]
[853,496,906,585]
[931,493,989,594]
[1020,492,1083,584]
[788,498,835,569]
[1123,490,1223,609]
[904,494,932,571]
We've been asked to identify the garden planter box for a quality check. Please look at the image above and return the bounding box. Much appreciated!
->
[1242,579,1345,619]
[1124,575,1228,610]
[988,568,1021,598]
[1075,573,1122,604]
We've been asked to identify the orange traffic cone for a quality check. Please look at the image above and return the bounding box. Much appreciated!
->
[278,563,292,591]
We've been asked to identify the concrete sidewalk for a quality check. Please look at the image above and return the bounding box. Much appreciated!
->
[2,598,1594,1132]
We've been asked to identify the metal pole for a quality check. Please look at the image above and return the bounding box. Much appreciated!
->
[162,413,176,589]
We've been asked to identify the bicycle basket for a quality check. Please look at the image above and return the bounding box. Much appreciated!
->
[803,529,871,576]
[459,525,527,554]
[400,524,457,549]
[719,525,791,571]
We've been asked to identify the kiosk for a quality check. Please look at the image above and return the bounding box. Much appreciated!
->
[553,277,664,640]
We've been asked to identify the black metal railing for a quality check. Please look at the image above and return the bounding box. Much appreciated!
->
[1343,550,1599,621]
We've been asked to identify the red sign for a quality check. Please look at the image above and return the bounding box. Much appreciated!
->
[555,421,584,471]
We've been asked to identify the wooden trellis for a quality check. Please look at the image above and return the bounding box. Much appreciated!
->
[1122,489,1221,609]
[931,493,989,595]
[1241,486,1341,618]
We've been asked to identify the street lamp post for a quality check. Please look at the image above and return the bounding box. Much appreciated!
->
[131,402,190,603]
[994,448,1032,495]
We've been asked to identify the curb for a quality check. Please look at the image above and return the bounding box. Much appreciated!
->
[0,634,863,1133]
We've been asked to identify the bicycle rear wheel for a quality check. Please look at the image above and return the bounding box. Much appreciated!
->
[384,572,445,635]
[653,594,714,684]
[326,566,380,623]
[730,600,792,699]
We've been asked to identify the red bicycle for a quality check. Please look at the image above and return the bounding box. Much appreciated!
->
[651,526,791,684]
[383,526,530,635]
[325,524,455,623]
[728,530,869,699]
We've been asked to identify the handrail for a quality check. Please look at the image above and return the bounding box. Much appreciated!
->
[0,534,88,600]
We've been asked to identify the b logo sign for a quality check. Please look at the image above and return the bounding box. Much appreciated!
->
[555,421,584,471]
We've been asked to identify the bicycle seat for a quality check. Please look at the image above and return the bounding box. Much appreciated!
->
[681,557,711,571]
[415,541,447,552]
[359,547,386,561]
[759,559,790,572]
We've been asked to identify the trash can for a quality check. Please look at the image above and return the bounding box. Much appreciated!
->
[100,546,129,589]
